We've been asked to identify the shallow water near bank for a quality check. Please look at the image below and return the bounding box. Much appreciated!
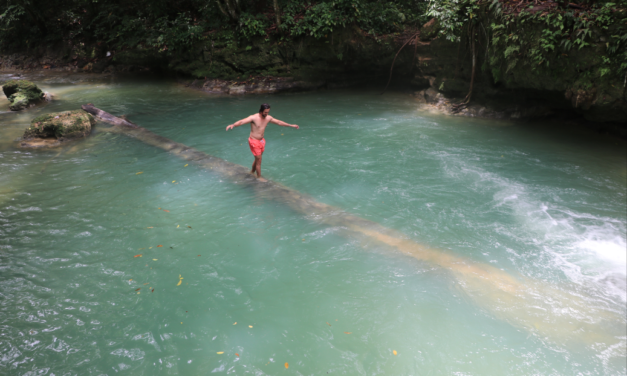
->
[1,73,626,375]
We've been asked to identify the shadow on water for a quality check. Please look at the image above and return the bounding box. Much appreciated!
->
[86,104,626,355]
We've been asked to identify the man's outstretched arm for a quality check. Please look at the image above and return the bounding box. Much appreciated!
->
[226,115,254,131]
[270,117,299,129]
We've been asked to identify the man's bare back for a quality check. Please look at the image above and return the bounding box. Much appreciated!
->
[225,103,299,181]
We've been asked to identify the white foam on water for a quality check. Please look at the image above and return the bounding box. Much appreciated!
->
[436,149,627,303]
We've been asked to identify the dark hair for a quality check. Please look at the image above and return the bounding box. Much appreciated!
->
[259,103,271,113]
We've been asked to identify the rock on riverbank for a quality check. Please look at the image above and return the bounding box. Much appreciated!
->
[180,76,325,95]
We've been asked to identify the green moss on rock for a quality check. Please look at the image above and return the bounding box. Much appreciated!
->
[24,110,95,140]
[2,80,45,111]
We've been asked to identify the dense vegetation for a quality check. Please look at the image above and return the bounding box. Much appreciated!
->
[0,0,625,87]
[428,0,627,90]
[0,0,429,54]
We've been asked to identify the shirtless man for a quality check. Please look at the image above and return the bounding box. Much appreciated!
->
[226,103,299,182]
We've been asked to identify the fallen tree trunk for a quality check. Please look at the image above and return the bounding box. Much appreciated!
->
[82,104,623,348]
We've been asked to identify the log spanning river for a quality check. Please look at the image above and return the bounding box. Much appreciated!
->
[1,73,626,375]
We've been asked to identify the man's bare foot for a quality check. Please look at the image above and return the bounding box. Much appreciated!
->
[257,176,267,182]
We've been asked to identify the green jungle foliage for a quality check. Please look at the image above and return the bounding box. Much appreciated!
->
[0,0,625,86]
[0,0,430,54]
[427,0,627,81]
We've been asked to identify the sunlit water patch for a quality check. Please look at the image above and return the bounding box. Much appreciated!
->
[0,73,625,375]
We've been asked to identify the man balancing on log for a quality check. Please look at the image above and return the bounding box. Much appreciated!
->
[226,103,299,182]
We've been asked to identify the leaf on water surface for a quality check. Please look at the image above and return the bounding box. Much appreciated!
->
[158,207,161,210]
[344,332,352,334]
[172,181,176,183]
[326,322,331,326]
[249,325,253,328]
[137,292,140,294]
[136,172,143,175]
[147,227,153,229]
[188,226,192,228]
[184,164,188,167]
[233,322,237,325]
[149,247,153,249]
[197,255,201,257]
[157,245,163,248]
[285,362,289,369]
[153,259,158,261]
[177,225,180,228]
[135,288,141,291]
[143,283,149,285]
[393,350,397,356]
[177,275,183,286]
[217,352,224,354]
[151,289,154,292]
[134,254,142,258]
[163,210,170,213]
[235,353,239,357]
[129,279,133,281]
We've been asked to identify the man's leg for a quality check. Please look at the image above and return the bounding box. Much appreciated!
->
[254,155,262,177]
[254,155,266,181]
[251,159,257,174]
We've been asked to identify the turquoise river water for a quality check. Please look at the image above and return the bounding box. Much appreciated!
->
[0,73,626,375]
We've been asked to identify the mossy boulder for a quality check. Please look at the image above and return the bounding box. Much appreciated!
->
[2,80,45,111]
[23,110,95,141]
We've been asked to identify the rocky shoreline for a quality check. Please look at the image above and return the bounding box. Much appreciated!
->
[178,76,325,95]
[2,58,625,139]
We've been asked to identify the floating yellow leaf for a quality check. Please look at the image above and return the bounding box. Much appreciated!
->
[344,332,352,334]
[158,207,161,210]
[326,322,331,326]
[181,322,183,324]
[136,172,143,175]
[163,210,170,213]
[172,180,176,183]
[217,352,224,355]
[184,164,188,167]
[233,322,237,325]
[129,279,133,281]
[153,259,158,261]
[177,225,180,228]
[157,245,163,247]
[137,292,140,294]
[177,275,183,286]
[248,325,253,328]
[134,254,142,258]
[285,362,289,369]
[149,247,153,249]
[393,350,397,356]
[147,227,153,229]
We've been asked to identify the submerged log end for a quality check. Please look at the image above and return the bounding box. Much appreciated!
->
[81,104,139,129]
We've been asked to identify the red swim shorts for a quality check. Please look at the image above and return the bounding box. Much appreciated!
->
[248,137,265,156]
